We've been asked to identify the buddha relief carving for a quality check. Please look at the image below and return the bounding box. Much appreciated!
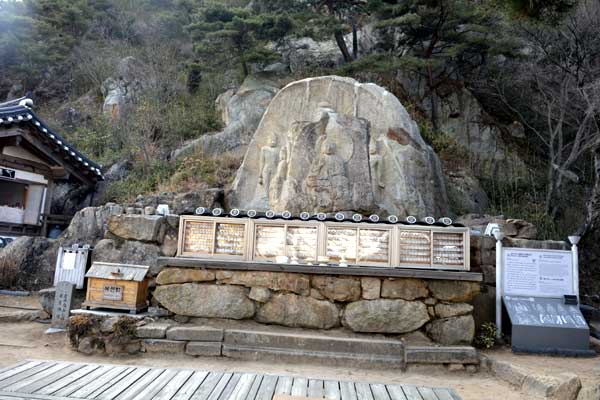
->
[258,136,279,189]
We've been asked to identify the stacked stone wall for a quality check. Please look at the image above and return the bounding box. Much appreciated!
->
[153,268,481,345]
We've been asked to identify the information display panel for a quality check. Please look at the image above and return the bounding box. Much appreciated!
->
[502,248,574,297]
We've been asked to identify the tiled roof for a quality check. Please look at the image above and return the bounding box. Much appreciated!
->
[0,97,103,180]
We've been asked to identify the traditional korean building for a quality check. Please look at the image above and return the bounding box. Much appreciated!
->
[0,97,103,238]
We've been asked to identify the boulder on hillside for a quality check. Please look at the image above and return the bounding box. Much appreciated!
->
[172,74,283,159]
[229,76,449,216]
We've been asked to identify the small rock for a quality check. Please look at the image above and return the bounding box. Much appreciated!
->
[144,206,156,215]
[435,303,474,318]
[142,339,186,354]
[361,277,381,299]
[424,297,437,305]
[136,323,172,339]
[381,279,429,300]
[447,364,465,372]
[174,315,190,324]
[428,281,480,302]
[466,365,478,374]
[523,373,581,400]
[310,288,325,300]
[100,317,121,334]
[156,268,216,285]
[248,287,271,303]
[78,337,99,355]
[311,276,361,302]
[38,287,56,315]
[426,315,475,345]
[147,306,172,317]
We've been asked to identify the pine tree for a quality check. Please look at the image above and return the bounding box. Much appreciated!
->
[187,5,292,79]
[348,0,515,129]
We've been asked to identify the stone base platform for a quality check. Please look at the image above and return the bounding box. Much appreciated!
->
[137,320,479,370]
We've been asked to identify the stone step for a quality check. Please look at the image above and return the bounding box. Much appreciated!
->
[222,329,405,368]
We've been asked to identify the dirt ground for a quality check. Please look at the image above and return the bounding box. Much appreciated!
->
[0,321,544,400]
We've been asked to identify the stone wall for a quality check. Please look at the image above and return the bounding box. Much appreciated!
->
[153,268,480,345]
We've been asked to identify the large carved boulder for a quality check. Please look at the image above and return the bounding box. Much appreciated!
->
[229,76,448,216]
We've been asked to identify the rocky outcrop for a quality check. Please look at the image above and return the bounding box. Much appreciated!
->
[230,76,449,216]
[101,56,144,120]
[107,214,167,243]
[153,283,255,319]
[256,293,340,329]
[91,239,161,274]
[343,299,430,333]
[173,74,282,159]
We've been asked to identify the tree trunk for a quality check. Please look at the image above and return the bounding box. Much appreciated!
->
[334,30,352,63]
[579,145,600,305]
[352,23,358,60]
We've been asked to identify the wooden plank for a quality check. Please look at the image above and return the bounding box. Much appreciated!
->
[308,380,324,398]
[254,375,277,400]
[0,391,78,400]
[245,375,264,400]
[0,396,28,400]
[139,370,193,400]
[13,363,83,394]
[324,380,340,400]
[216,373,242,400]
[370,384,391,400]
[400,387,423,400]
[115,368,166,400]
[53,365,114,397]
[0,361,43,383]
[0,362,56,390]
[432,389,455,400]
[340,381,357,400]
[95,367,151,400]
[274,376,292,396]
[36,364,100,395]
[0,361,29,376]
[416,387,437,400]
[67,366,132,398]
[290,378,308,397]
[355,383,374,400]
[169,371,209,400]
[385,385,407,400]
[227,374,255,400]
[191,372,228,400]
[157,258,482,282]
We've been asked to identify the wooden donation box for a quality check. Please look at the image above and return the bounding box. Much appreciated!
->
[82,262,150,314]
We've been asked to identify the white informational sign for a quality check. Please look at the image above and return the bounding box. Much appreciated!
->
[62,252,77,270]
[502,248,574,297]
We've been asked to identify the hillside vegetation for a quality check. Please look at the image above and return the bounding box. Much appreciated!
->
[1,0,599,246]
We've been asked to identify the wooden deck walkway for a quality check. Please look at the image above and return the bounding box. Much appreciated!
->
[0,360,462,400]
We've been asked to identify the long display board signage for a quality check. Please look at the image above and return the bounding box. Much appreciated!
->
[502,248,574,297]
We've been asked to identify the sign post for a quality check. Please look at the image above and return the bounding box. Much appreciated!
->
[47,281,75,333]
[497,240,592,355]
[568,235,580,301]
[493,230,505,339]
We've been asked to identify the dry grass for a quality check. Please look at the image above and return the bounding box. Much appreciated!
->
[0,253,19,289]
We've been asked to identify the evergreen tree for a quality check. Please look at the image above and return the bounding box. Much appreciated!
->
[187,5,292,79]
[256,0,368,62]
[348,0,514,129]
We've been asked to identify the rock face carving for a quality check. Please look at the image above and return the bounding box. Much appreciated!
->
[229,76,449,215]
